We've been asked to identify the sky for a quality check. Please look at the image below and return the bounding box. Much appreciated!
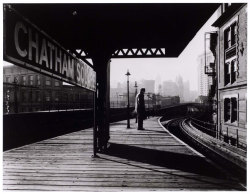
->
[110,6,220,91]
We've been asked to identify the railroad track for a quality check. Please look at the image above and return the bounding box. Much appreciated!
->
[161,117,246,186]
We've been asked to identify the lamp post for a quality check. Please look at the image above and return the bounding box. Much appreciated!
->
[134,81,138,123]
[125,69,131,128]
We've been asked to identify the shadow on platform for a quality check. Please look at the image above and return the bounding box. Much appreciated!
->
[142,128,168,134]
[104,142,226,179]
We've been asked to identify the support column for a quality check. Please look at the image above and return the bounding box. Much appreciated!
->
[92,56,111,153]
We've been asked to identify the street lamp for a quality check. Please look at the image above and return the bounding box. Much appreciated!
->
[134,81,138,123]
[125,69,131,128]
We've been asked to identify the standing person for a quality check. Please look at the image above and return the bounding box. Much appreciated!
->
[135,88,146,130]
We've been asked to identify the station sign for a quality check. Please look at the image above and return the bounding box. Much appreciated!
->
[3,6,96,92]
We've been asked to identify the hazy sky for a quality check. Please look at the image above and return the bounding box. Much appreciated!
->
[110,7,219,91]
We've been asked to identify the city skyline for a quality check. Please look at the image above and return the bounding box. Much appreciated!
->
[110,6,219,91]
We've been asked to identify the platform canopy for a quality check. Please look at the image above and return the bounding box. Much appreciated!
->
[9,3,220,59]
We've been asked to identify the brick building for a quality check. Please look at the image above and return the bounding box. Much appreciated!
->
[3,65,93,113]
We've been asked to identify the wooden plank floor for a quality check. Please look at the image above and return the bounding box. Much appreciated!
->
[3,117,245,191]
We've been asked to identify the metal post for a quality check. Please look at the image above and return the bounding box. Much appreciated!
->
[13,78,18,113]
[236,129,239,148]
[125,70,131,128]
[93,90,97,157]
[226,127,229,143]
[134,81,138,123]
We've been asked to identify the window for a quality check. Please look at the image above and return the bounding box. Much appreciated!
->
[231,23,237,46]
[21,91,26,102]
[224,22,237,50]
[45,77,51,86]
[21,76,26,85]
[224,98,231,122]
[231,98,237,123]
[225,28,231,49]
[36,75,41,85]
[55,92,60,101]
[29,91,33,102]
[14,77,19,84]
[231,60,237,84]
[224,63,230,85]
[29,75,34,85]
[36,91,41,102]
[224,97,238,123]
[55,81,60,87]
[5,77,10,83]
[45,91,52,101]
[224,59,237,85]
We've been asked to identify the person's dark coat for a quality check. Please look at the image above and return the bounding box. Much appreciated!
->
[137,93,146,119]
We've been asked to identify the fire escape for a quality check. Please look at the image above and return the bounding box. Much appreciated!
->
[204,32,217,99]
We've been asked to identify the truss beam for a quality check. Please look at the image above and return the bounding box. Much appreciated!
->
[112,48,166,58]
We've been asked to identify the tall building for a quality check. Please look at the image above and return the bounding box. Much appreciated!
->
[162,80,179,97]
[197,53,213,96]
[140,79,155,94]
[175,75,184,102]
[155,74,162,94]
[183,80,191,102]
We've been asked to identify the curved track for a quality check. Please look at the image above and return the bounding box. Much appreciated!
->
[161,117,246,187]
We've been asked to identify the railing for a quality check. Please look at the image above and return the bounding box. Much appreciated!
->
[189,117,216,138]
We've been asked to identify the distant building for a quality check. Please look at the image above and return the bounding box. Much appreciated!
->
[176,75,184,102]
[140,79,155,94]
[3,65,93,113]
[183,81,190,102]
[110,82,137,108]
[155,74,162,94]
[160,96,180,107]
[197,53,213,96]
[189,90,198,102]
[162,80,179,97]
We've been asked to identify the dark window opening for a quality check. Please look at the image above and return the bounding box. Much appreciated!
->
[224,63,230,85]
[224,98,231,122]
[231,97,237,123]
[224,97,238,123]
[231,60,237,84]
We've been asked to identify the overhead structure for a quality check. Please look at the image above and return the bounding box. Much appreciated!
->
[3,3,220,154]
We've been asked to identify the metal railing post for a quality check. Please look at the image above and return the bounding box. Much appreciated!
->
[236,129,239,148]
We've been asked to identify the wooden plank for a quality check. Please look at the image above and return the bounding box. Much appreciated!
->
[3,180,240,189]
[3,185,222,191]
[3,117,244,191]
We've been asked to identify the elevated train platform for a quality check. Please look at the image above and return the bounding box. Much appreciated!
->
[3,117,245,191]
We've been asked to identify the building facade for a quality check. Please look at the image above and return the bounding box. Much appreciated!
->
[3,65,93,114]
[197,53,214,97]
[162,80,179,97]
[212,4,247,149]
[140,80,155,94]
